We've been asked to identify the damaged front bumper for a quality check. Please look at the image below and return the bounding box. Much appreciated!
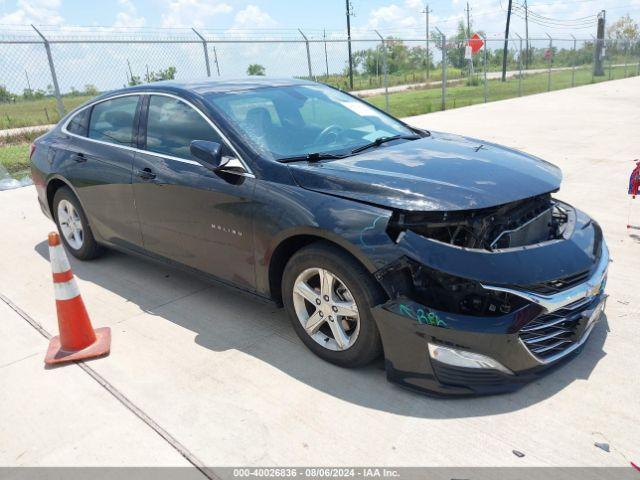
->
[371,207,609,396]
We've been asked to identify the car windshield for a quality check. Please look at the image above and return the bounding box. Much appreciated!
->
[205,84,415,161]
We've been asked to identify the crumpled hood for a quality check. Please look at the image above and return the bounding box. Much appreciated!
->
[288,131,562,211]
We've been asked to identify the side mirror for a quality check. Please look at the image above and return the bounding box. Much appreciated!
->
[190,140,228,171]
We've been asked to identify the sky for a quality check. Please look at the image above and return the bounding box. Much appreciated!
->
[0,0,639,37]
[1,0,639,95]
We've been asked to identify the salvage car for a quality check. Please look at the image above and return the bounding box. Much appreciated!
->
[30,78,608,395]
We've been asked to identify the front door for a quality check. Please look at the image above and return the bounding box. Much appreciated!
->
[132,94,256,290]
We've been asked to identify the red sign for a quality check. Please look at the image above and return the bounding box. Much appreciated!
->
[544,49,553,59]
[468,33,484,54]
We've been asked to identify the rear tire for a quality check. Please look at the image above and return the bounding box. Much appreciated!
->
[53,187,103,260]
[282,242,384,368]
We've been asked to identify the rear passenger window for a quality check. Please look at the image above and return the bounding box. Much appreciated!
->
[66,108,90,136]
[88,96,139,147]
[145,95,223,160]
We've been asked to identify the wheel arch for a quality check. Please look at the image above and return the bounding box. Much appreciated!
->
[45,175,84,220]
[267,228,378,305]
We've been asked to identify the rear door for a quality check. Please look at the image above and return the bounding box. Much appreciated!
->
[132,94,256,289]
[61,94,143,249]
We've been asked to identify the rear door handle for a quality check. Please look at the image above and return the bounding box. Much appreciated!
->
[71,152,86,163]
[136,167,156,180]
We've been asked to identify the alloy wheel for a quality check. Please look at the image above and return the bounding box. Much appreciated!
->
[57,199,84,250]
[292,267,360,351]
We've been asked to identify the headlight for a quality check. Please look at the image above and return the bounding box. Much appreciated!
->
[386,194,569,251]
[375,257,526,317]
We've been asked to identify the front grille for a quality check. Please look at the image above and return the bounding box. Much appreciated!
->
[520,270,591,295]
[519,297,599,361]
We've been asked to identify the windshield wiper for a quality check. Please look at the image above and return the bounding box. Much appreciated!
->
[277,152,346,163]
[350,134,421,155]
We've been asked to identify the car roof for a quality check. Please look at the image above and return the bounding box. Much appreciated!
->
[102,77,317,99]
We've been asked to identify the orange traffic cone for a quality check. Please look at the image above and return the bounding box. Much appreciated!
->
[44,232,111,365]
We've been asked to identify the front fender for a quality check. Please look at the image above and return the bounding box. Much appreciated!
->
[252,181,403,297]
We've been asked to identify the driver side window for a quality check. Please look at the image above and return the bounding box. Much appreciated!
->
[145,95,224,161]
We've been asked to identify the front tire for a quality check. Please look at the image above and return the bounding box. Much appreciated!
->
[53,187,103,260]
[282,242,384,368]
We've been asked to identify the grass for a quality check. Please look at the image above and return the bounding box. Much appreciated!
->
[317,67,465,92]
[0,95,93,129]
[366,65,639,117]
[0,126,49,177]
[0,143,30,175]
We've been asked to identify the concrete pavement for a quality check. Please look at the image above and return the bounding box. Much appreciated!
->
[0,299,195,467]
[0,124,53,138]
[1,77,639,469]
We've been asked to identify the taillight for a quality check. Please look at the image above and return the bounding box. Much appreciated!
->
[29,143,36,160]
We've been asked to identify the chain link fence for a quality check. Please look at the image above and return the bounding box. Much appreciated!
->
[1,26,639,129]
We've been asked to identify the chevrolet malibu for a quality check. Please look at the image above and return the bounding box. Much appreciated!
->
[30,78,608,396]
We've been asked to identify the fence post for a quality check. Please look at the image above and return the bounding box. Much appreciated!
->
[298,29,313,80]
[546,33,552,92]
[31,24,64,118]
[435,27,446,111]
[570,34,577,87]
[515,33,523,96]
[591,34,596,83]
[637,40,640,76]
[375,30,389,112]
[192,28,211,77]
[481,33,487,103]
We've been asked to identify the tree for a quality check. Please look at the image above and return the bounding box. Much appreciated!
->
[247,64,266,76]
[607,14,639,41]
[0,84,13,103]
[83,84,99,96]
[145,66,176,82]
[353,39,432,76]
[128,65,177,86]
[128,74,142,86]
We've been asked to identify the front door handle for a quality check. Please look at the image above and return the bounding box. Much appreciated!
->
[136,168,156,180]
[71,152,86,163]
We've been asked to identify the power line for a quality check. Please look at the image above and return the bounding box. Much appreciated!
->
[506,1,598,30]
[514,9,597,26]
[512,2,597,24]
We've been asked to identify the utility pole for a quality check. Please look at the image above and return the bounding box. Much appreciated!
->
[435,27,446,111]
[466,2,473,79]
[422,4,431,79]
[25,70,32,94]
[501,0,513,81]
[346,0,354,90]
[594,10,606,76]
[465,2,471,39]
[212,46,220,76]
[323,29,329,77]
[524,0,529,69]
